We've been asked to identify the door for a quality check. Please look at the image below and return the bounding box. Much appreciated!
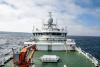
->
[48,45,52,51]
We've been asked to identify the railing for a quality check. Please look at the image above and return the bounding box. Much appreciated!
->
[76,47,100,67]
[0,54,13,66]
[0,47,22,66]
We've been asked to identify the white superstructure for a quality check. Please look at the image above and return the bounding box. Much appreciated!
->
[31,12,76,51]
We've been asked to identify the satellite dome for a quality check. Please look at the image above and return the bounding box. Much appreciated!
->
[48,17,53,25]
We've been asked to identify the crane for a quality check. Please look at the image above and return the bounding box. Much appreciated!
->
[12,44,36,67]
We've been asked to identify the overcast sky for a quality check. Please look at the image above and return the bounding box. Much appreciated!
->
[0,0,100,36]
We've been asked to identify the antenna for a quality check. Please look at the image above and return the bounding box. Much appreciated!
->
[32,24,35,31]
[49,12,52,18]
[48,12,53,26]
[55,18,58,28]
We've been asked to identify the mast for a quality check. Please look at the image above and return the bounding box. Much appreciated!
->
[48,12,53,29]
[49,12,52,18]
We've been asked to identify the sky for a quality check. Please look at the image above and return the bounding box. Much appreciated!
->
[0,0,100,36]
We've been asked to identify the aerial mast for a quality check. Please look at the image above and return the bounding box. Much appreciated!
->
[49,12,52,18]
[48,12,53,28]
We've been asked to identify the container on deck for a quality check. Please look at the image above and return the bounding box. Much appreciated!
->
[40,55,60,62]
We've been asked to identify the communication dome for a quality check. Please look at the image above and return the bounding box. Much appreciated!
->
[48,17,53,25]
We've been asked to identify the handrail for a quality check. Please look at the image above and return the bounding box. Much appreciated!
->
[76,47,100,67]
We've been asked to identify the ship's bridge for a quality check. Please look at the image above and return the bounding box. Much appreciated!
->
[32,12,67,37]
[32,12,72,51]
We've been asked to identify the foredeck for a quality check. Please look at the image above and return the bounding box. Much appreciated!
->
[4,51,96,67]
[33,51,96,67]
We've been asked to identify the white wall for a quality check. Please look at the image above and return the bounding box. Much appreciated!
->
[36,44,66,51]
[37,45,48,50]
[52,45,65,51]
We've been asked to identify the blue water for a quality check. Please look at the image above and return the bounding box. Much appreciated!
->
[68,36,100,60]
[0,32,100,60]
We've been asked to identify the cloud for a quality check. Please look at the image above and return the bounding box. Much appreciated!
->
[0,0,100,36]
[90,8,100,18]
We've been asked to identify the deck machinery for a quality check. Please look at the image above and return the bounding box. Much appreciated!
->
[12,44,36,67]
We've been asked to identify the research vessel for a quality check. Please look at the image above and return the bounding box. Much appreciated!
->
[0,12,100,67]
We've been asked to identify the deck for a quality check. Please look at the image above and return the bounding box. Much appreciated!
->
[4,51,96,67]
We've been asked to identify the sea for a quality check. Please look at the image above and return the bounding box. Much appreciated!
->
[0,32,100,60]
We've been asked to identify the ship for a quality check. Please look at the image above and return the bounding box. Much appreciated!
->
[0,12,100,67]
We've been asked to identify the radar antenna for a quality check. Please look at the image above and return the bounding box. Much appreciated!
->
[49,12,52,18]
[48,12,53,27]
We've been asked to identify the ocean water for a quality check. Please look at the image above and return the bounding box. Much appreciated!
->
[0,32,100,60]
[68,36,100,60]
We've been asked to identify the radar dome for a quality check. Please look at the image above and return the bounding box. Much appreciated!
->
[48,17,53,25]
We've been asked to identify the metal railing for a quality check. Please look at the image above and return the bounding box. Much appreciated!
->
[76,47,100,67]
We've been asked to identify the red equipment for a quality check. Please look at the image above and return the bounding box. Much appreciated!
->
[13,44,36,67]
